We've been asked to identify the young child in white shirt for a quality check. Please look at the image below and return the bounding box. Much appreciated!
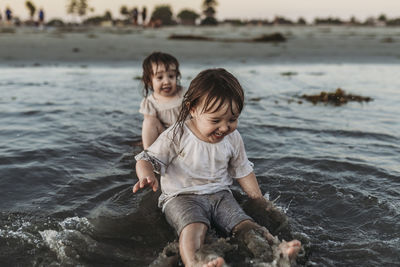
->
[139,51,185,149]
[133,68,301,267]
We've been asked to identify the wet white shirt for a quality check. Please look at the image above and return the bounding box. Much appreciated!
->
[135,123,254,210]
[139,88,185,128]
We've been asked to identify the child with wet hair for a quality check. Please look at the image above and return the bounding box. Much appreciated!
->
[139,51,185,149]
[134,68,301,267]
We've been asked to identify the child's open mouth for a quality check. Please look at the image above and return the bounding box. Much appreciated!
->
[161,87,171,93]
[213,132,225,139]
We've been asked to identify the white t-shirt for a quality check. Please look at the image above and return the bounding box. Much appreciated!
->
[139,88,185,128]
[135,123,254,210]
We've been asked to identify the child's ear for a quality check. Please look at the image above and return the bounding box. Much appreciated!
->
[188,103,197,118]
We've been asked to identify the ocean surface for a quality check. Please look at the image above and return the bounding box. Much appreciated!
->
[0,62,399,266]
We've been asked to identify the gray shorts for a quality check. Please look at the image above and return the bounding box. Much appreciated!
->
[164,190,252,236]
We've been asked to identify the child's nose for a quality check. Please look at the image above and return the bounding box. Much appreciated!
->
[219,123,230,132]
[163,76,171,83]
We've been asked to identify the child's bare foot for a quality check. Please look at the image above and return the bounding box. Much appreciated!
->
[190,255,225,267]
[278,240,302,260]
[201,256,225,267]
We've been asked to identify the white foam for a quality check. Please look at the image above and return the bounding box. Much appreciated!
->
[39,230,68,261]
[59,216,93,232]
[39,216,94,265]
[0,219,40,247]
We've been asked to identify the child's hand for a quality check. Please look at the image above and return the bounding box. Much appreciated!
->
[132,176,159,193]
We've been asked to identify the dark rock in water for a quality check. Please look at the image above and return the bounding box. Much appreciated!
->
[381,37,395,43]
[252,33,286,42]
[168,34,212,41]
[280,71,298,77]
[168,33,287,43]
[301,88,373,106]
[0,27,16,34]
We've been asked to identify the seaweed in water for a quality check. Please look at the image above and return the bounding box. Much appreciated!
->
[300,88,373,106]
[168,34,212,41]
[252,33,286,42]
[168,33,286,43]
[280,71,298,77]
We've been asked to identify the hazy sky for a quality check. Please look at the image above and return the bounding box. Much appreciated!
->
[2,0,400,21]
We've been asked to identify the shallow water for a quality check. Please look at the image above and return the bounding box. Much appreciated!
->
[1,63,399,266]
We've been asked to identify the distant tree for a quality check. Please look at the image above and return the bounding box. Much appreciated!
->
[363,17,375,26]
[66,0,78,15]
[274,16,293,25]
[297,17,307,25]
[83,10,112,25]
[314,17,343,25]
[151,5,175,25]
[120,5,129,17]
[104,10,112,21]
[201,0,218,25]
[223,19,245,26]
[378,14,387,22]
[77,0,88,17]
[66,0,91,20]
[350,16,360,25]
[25,1,36,20]
[47,18,65,27]
[177,9,199,25]
[386,17,400,26]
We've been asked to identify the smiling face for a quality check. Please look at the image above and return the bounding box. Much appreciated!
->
[151,63,178,100]
[189,98,239,143]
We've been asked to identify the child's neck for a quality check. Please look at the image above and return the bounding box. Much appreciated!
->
[153,89,180,103]
[186,119,211,143]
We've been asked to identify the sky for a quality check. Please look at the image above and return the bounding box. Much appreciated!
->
[1,0,400,22]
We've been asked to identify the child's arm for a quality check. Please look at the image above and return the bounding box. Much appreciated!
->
[142,115,165,149]
[237,172,264,199]
[132,160,159,193]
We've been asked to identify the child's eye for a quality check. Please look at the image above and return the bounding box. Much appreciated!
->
[211,120,220,124]
[169,75,175,79]
[230,118,238,123]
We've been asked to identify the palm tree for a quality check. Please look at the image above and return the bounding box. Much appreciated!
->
[202,0,217,8]
[201,0,218,25]
[77,0,88,17]
[66,0,91,21]
[120,5,129,17]
[66,0,78,15]
[25,0,36,20]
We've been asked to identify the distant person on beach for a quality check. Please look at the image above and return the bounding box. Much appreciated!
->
[139,52,184,149]
[133,68,302,266]
[5,6,12,25]
[132,7,138,25]
[38,8,44,26]
[141,7,147,25]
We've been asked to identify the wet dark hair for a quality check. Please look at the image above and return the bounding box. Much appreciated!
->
[172,68,244,141]
[141,51,181,97]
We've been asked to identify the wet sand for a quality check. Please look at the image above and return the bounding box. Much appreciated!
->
[1,25,400,65]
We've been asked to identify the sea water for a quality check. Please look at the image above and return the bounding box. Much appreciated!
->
[0,63,399,266]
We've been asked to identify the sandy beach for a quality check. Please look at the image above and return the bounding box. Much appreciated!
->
[1,25,400,65]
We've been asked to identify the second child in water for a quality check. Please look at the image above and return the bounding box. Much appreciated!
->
[139,52,185,149]
[134,68,301,266]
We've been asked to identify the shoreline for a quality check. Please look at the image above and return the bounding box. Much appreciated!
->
[1,25,400,65]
